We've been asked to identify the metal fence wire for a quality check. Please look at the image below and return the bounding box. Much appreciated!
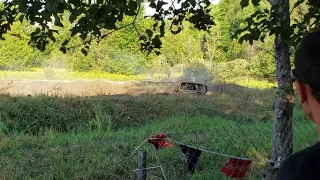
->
[0,115,317,180]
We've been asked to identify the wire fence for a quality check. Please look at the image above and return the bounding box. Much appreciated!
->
[0,114,317,179]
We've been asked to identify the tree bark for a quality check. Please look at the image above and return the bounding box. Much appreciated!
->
[264,0,294,179]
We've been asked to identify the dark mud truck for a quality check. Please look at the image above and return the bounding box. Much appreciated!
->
[174,81,208,94]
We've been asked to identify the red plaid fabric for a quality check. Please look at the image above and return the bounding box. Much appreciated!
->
[147,133,172,150]
[221,158,252,179]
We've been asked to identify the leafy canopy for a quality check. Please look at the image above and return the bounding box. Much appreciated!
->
[0,0,215,55]
[235,0,320,47]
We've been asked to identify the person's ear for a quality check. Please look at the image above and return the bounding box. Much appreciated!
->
[295,81,308,103]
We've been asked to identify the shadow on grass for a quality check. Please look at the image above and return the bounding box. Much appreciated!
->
[0,82,278,135]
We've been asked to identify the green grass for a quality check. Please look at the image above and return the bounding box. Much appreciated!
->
[219,76,277,90]
[0,69,147,81]
[0,88,275,134]
[0,81,317,179]
[0,116,316,179]
[0,69,183,81]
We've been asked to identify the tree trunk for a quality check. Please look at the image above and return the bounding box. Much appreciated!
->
[264,0,294,179]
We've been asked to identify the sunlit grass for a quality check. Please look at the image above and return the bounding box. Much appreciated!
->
[0,69,184,82]
[0,69,147,81]
[220,76,277,90]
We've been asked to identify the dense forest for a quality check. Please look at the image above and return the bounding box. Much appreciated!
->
[0,0,302,80]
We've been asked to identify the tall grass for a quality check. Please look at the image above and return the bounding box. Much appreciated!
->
[0,85,276,135]
[0,69,147,81]
[0,115,316,179]
[0,81,317,179]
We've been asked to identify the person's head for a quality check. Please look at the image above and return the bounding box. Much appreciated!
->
[292,30,320,122]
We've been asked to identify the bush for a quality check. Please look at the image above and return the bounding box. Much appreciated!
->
[182,61,212,83]
[249,52,276,78]
[212,59,250,80]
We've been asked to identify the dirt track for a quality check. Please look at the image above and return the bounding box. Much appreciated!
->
[0,80,175,96]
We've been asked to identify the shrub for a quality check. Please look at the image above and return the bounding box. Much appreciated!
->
[182,61,212,83]
[212,59,250,80]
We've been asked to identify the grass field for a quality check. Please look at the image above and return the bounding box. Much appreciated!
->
[0,69,148,81]
[0,69,184,82]
[0,79,317,179]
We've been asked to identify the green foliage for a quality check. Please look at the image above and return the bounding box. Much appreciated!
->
[0,69,147,81]
[182,61,212,82]
[0,115,315,179]
[0,118,7,134]
[250,51,275,78]
[0,0,297,80]
[213,59,251,80]
[235,0,320,48]
[0,0,215,55]
[0,21,43,70]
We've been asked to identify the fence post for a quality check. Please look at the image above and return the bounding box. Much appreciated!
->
[137,151,147,180]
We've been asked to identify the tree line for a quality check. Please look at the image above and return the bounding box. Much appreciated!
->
[0,0,277,79]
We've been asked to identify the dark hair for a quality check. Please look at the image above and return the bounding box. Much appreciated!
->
[294,30,320,101]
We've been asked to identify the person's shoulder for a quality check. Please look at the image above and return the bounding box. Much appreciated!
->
[277,142,320,180]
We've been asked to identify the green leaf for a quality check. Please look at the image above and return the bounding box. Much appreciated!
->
[59,47,67,54]
[240,0,249,8]
[49,29,59,34]
[80,33,87,41]
[139,35,147,41]
[260,34,266,42]
[136,0,142,6]
[251,0,260,6]
[10,33,21,38]
[150,1,157,8]
[53,15,63,27]
[171,27,182,34]
[153,22,158,31]
[46,0,60,13]
[128,1,137,11]
[293,0,304,9]
[69,10,82,23]
[81,48,88,56]
[48,35,56,42]
[239,34,251,44]
[155,51,161,55]
[62,39,70,46]
[69,0,81,7]
[18,14,24,23]
[160,21,165,37]
[152,35,162,49]
[156,1,168,12]
[127,1,138,16]
[146,29,153,37]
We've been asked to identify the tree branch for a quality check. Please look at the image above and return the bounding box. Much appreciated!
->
[67,4,142,51]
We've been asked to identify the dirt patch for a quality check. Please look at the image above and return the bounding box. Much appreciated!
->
[0,80,176,96]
